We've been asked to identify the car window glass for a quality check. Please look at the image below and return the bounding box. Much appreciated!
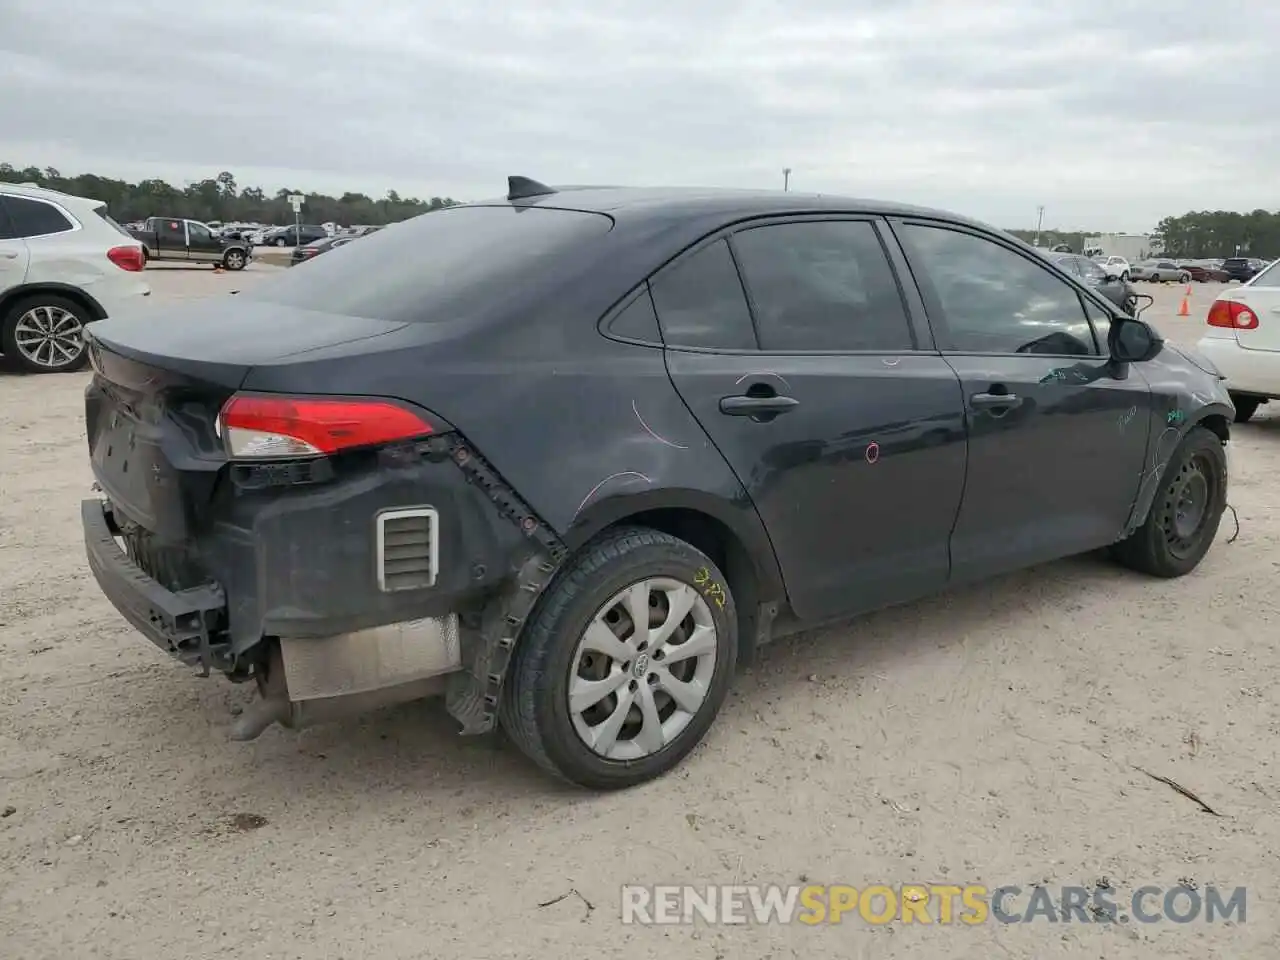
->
[93,206,135,240]
[188,223,213,240]
[1250,259,1280,286]
[730,220,913,352]
[1078,258,1107,283]
[1082,298,1110,348]
[607,288,661,342]
[649,239,756,350]
[243,204,613,324]
[3,196,75,238]
[902,224,1096,356]
[159,220,184,240]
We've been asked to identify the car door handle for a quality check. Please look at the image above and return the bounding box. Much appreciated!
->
[970,391,1023,411]
[719,395,799,416]
[0,250,18,260]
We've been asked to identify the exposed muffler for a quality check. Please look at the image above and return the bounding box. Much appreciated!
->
[229,615,461,740]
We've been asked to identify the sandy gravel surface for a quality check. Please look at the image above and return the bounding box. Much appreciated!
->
[1,275,1276,959]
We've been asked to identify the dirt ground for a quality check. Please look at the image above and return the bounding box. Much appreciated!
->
[1,270,1277,959]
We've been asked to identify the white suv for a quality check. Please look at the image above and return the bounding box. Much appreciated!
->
[1096,255,1131,281]
[0,183,150,373]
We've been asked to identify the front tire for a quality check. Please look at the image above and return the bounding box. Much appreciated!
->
[1120,271,1130,282]
[501,526,738,789]
[1179,272,1191,284]
[1112,426,1227,577]
[274,237,287,247]
[0,294,92,373]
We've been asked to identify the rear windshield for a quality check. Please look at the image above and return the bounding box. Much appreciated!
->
[1250,260,1279,285]
[243,205,612,322]
[1223,258,1248,266]
[93,205,136,240]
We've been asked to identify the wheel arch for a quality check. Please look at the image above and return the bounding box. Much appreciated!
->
[0,282,107,323]
[1190,408,1231,444]
[565,489,788,665]
[1122,410,1232,536]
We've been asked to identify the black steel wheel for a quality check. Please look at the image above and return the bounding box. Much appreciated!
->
[1111,426,1227,577]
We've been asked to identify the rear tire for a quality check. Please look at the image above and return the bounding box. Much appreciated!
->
[1111,426,1227,577]
[0,294,92,373]
[500,526,738,790]
[274,237,287,247]
[222,249,247,270]
[1230,394,1261,423]
[1120,271,1130,282]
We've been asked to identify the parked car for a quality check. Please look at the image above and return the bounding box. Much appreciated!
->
[1221,257,1261,282]
[1096,256,1131,281]
[289,234,359,265]
[1197,257,1280,422]
[1046,253,1137,312]
[128,217,252,270]
[0,182,149,373]
[81,178,1235,789]
[1179,262,1231,283]
[1129,260,1191,283]
[265,224,328,247]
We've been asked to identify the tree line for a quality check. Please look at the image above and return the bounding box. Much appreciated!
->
[1149,210,1279,260]
[2,162,1276,256]
[0,163,460,227]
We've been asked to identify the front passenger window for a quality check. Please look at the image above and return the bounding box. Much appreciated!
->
[649,239,757,350]
[901,224,1097,356]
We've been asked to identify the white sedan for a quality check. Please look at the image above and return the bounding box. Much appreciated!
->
[1196,258,1280,422]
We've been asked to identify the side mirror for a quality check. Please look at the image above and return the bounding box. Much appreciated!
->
[1110,316,1163,364]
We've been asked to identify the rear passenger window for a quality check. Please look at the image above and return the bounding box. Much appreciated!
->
[731,220,914,352]
[2,196,75,238]
[649,239,756,350]
[606,288,661,343]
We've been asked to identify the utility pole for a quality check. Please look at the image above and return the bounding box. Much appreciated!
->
[783,168,791,192]
[1034,206,1045,247]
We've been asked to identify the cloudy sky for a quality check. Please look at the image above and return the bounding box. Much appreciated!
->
[1,0,1275,231]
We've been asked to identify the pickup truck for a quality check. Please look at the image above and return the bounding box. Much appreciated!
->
[128,217,252,270]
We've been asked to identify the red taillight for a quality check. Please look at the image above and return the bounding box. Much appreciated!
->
[107,244,145,272]
[218,395,434,460]
[1207,299,1259,330]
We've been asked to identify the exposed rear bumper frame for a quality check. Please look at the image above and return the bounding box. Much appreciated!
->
[82,498,230,675]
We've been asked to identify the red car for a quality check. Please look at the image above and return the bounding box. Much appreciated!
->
[1179,263,1231,282]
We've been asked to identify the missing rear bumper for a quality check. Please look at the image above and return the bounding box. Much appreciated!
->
[230,615,463,741]
[81,498,229,675]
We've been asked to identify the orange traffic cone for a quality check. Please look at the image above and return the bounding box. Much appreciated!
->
[1178,295,1190,317]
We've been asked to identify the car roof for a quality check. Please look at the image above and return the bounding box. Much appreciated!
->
[467,183,997,232]
[0,180,101,209]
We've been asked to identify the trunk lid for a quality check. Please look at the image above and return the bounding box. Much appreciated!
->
[85,298,410,539]
[1217,283,1280,353]
[87,297,409,386]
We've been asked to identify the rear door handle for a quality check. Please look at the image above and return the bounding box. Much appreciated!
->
[970,391,1023,411]
[719,395,800,416]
